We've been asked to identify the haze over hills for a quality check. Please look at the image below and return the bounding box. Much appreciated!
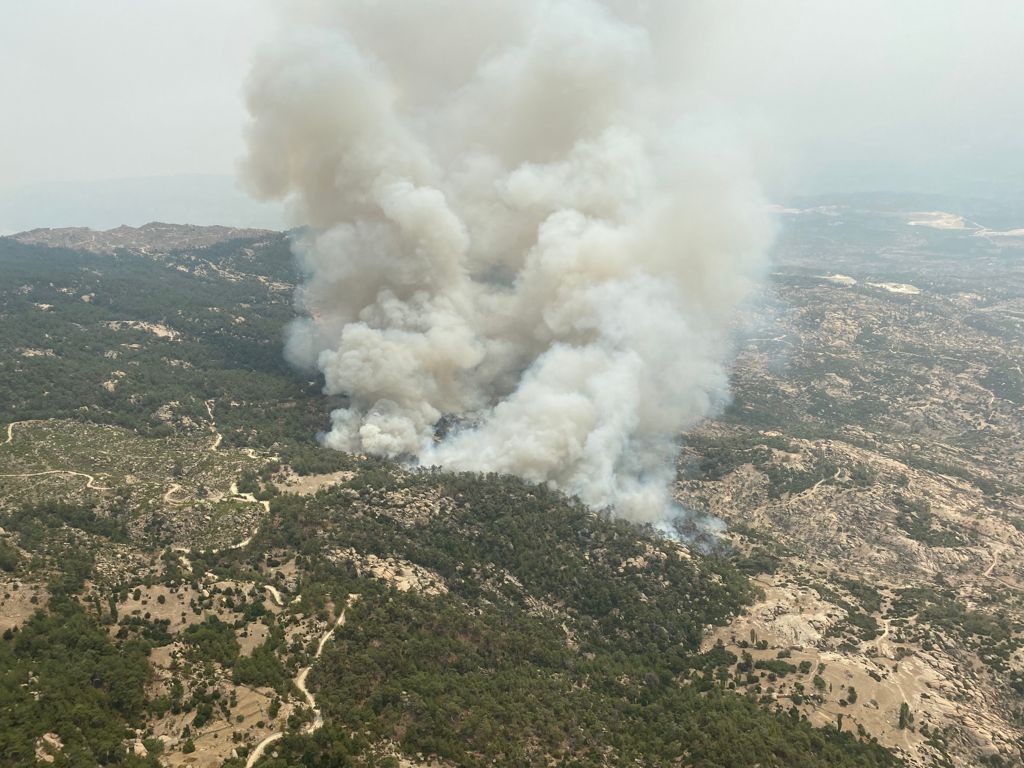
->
[13,222,276,255]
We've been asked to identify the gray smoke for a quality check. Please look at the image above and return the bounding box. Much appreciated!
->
[243,0,772,523]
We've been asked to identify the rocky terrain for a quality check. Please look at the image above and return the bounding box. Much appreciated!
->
[675,197,1024,768]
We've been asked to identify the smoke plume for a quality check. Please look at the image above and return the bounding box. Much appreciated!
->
[244,0,772,523]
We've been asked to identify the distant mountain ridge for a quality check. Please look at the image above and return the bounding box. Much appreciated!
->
[12,222,277,255]
[0,174,286,235]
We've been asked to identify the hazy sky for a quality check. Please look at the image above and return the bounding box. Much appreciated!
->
[689,0,1024,199]
[1,0,271,187]
[1,0,1022,231]
[0,0,278,231]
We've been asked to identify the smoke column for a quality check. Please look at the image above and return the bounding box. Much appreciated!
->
[244,0,772,523]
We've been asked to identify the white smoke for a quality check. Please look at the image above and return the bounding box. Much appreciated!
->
[243,0,772,523]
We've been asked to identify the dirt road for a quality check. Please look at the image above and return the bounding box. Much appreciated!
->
[245,595,358,767]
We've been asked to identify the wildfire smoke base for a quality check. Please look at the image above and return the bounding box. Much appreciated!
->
[243,0,772,523]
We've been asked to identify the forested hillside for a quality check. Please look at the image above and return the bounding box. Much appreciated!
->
[0,230,901,767]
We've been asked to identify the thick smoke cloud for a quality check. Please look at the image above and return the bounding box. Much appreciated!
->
[244,0,772,523]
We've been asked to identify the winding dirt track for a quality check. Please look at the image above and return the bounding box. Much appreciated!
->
[205,399,223,451]
[0,468,111,491]
[984,547,1000,578]
[163,483,185,504]
[2,421,111,491]
[245,596,357,768]
[3,420,45,445]
[788,467,843,506]
[264,585,286,607]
